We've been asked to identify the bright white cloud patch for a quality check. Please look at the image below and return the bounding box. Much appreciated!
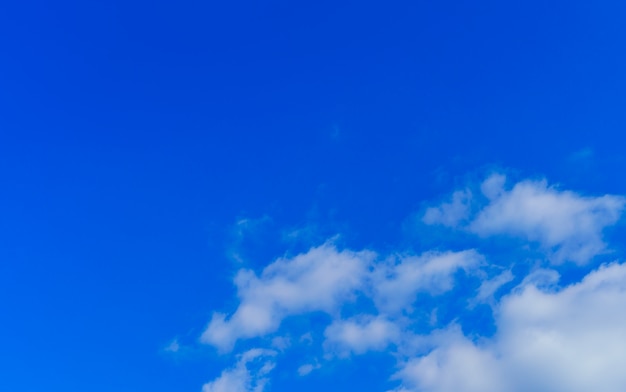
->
[424,173,625,264]
[201,243,374,351]
[391,326,505,392]
[471,175,625,264]
[393,262,626,392]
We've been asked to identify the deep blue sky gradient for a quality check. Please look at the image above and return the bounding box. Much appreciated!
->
[2,1,626,391]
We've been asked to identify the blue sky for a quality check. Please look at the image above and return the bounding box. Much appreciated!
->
[2,1,626,391]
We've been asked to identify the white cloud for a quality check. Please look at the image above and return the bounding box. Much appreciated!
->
[424,173,625,264]
[516,267,560,289]
[372,250,483,313]
[202,349,276,392]
[297,362,321,376]
[479,173,506,200]
[391,326,505,392]
[472,269,514,305]
[470,174,625,264]
[201,243,375,351]
[495,262,626,391]
[393,262,626,392]
[422,190,472,227]
[194,172,626,392]
[324,315,401,356]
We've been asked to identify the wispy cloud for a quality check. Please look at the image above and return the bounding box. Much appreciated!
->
[423,190,472,227]
[297,361,321,376]
[371,250,483,314]
[202,349,276,392]
[164,339,180,353]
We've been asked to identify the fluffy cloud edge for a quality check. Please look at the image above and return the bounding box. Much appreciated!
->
[392,262,626,392]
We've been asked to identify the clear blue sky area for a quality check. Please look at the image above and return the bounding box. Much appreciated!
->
[2,1,626,391]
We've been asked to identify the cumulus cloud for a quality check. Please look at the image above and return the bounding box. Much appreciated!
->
[471,175,624,264]
[201,243,374,351]
[202,349,276,392]
[496,262,626,391]
[324,315,401,356]
[372,250,483,313]
[391,326,505,392]
[393,262,626,392]
[424,173,625,264]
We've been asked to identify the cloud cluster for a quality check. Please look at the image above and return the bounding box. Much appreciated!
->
[202,247,482,354]
[424,174,625,264]
[393,263,626,392]
[195,172,625,392]
[201,245,374,352]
